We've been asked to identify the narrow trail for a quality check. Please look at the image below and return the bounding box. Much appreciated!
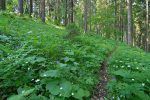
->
[92,46,117,100]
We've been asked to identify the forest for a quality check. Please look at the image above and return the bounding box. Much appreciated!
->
[0,0,150,100]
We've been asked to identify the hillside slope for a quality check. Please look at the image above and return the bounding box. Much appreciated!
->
[0,13,150,100]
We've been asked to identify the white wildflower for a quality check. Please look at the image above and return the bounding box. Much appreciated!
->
[121,66,124,68]
[71,93,74,95]
[35,79,40,82]
[28,67,30,70]
[132,79,135,81]
[117,97,120,100]
[127,65,131,68]
[27,31,32,34]
[22,90,25,93]
[43,74,47,77]
[60,87,63,90]
[142,83,145,86]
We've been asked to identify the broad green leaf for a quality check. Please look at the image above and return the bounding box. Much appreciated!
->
[29,95,48,100]
[35,57,46,62]
[58,63,67,67]
[21,88,35,96]
[134,91,150,100]
[60,81,72,97]
[63,57,70,62]
[7,95,25,100]
[70,67,77,71]
[113,70,131,78]
[40,70,60,78]
[46,81,60,95]
[73,88,90,99]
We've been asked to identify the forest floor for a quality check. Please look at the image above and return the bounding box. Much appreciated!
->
[1,13,150,100]
[92,46,118,100]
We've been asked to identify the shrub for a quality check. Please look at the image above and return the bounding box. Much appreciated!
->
[66,23,80,38]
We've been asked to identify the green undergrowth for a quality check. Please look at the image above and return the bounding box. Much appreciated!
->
[107,44,150,100]
[0,13,116,100]
[1,12,150,100]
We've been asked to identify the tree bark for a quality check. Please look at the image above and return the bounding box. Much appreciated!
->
[114,0,117,39]
[29,0,33,16]
[84,0,88,33]
[89,0,92,31]
[18,0,24,14]
[48,0,51,16]
[0,0,6,10]
[93,0,97,33]
[40,0,45,22]
[39,0,41,18]
[70,0,74,23]
[127,0,133,45]
[64,0,68,25]
[146,0,149,51]
[120,0,124,41]
[0,0,1,10]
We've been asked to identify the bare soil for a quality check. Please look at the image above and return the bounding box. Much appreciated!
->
[92,47,117,100]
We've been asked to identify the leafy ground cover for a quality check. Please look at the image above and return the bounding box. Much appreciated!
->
[107,44,150,100]
[0,12,116,100]
[0,12,150,100]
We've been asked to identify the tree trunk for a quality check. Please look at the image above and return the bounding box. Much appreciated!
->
[127,0,133,45]
[114,0,117,37]
[39,0,41,18]
[48,0,51,16]
[89,0,92,31]
[120,0,124,41]
[40,0,45,22]
[0,0,1,9]
[18,0,24,14]
[93,0,97,33]
[0,0,6,10]
[0,0,1,10]
[64,0,68,25]
[84,0,88,33]
[70,0,74,23]
[29,0,33,16]
[114,0,117,40]
[146,0,149,51]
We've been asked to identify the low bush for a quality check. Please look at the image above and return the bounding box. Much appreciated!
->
[107,45,150,100]
[66,23,80,38]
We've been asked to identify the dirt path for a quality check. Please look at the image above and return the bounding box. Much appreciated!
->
[92,47,117,100]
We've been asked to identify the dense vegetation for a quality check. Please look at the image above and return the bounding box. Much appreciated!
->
[0,0,150,100]
[0,12,114,99]
[108,45,150,99]
[0,12,150,100]
[0,0,149,50]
